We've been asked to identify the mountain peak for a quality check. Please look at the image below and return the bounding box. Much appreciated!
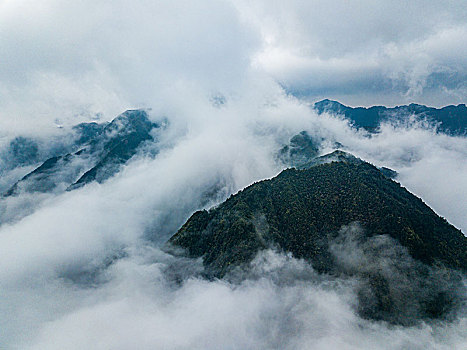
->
[298,149,360,169]
[3,109,160,197]
[168,160,466,324]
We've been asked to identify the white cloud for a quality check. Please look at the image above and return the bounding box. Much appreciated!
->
[1,86,466,348]
[235,0,467,106]
[0,0,258,134]
[10,249,467,350]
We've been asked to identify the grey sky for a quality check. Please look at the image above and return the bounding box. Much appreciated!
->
[238,0,467,106]
[1,0,466,135]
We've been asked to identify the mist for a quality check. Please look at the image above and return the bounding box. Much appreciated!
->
[1,0,466,348]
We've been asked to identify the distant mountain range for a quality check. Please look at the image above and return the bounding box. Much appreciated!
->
[3,100,465,197]
[314,99,467,135]
[1,105,466,325]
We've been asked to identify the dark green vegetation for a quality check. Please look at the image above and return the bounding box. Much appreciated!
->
[3,110,159,196]
[314,99,467,135]
[169,159,466,324]
[170,160,466,274]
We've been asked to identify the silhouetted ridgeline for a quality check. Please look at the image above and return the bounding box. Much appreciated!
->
[314,99,467,135]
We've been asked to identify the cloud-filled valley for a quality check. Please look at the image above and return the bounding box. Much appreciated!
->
[0,1,466,349]
[1,91,466,349]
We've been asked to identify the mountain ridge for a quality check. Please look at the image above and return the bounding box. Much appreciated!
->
[314,99,467,135]
[3,109,159,197]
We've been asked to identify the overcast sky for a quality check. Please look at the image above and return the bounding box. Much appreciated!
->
[1,0,466,133]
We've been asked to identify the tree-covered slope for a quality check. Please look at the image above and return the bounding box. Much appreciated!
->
[169,160,466,323]
[170,161,466,275]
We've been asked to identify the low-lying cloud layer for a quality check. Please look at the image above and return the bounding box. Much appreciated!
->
[1,88,466,349]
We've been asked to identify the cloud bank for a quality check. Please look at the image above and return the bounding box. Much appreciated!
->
[1,87,466,349]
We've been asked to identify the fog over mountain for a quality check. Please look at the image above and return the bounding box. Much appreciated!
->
[1,1,466,349]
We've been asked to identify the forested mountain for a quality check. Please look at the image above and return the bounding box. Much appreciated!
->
[314,99,467,135]
[169,158,466,324]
